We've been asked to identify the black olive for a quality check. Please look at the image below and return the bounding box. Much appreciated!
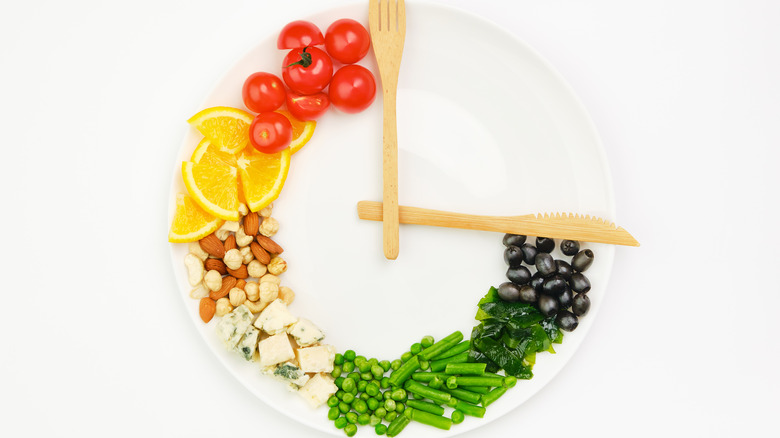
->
[570,273,591,293]
[572,249,595,272]
[558,286,573,309]
[518,285,538,303]
[502,234,527,247]
[560,240,580,256]
[530,272,544,291]
[503,245,524,268]
[497,282,523,302]
[572,293,591,316]
[506,265,532,285]
[556,310,579,331]
[555,260,573,280]
[534,253,557,277]
[541,275,567,295]
[535,237,555,253]
[519,244,538,265]
[538,295,559,317]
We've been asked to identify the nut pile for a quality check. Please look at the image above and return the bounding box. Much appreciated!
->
[183,203,295,322]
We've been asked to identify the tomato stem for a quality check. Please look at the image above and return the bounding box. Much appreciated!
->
[285,46,313,68]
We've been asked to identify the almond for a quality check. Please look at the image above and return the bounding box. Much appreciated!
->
[204,258,228,275]
[227,264,249,279]
[236,279,246,290]
[199,233,225,258]
[244,212,260,236]
[199,297,216,323]
[224,234,237,252]
[209,275,237,300]
[256,235,284,254]
[250,241,271,264]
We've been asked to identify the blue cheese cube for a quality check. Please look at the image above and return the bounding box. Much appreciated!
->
[287,318,325,347]
[215,304,253,349]
[262,361,310,391]
[253,299,298,335]
[298,373,338,408]
[296,344,336,374]
[235,325,259,361]
[257,332,295,367]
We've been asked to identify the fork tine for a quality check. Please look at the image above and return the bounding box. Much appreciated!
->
[368,0,378,33]
[387,0,396,32]
[397,0,405,32]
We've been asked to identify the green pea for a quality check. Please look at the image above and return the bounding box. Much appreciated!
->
[380,360,391,372]
[383,391,392,400]
[357,380,368,393]
[357,413,371,425]
[353,399,368,414]
[367,397,380,411]
[348,372,361,382]
[384,399,396,411]
[369,414,382,426]
[395,402,405,413]
[346,412,358,424]
[410,343,422,355]
[342,392,355,404]
[342,377,356,393]
[331,365,342,378]
[371,365,385,379]
[361,372,373,381]
[328,406,340,420]
[344,423,357,437]
[328,396,339,407]
[421,336,435,348]
[385,411,397,421]
[334,353,344,365]
[375,407,387,418]
[355,355,367,365]
[365,382,380,397]
[375,424,388,435]
[390,359,402,371]
[359,361,372,373]
[362,392,371,401]
[344,350,356,361]
[368,357,379,367]
[342,361,355,373]
[401,352,413,362]
[335,377,345,388]
[338,402,350,413]
[380,377,391,389]
[334,416,348,429]
[391,389,406,402]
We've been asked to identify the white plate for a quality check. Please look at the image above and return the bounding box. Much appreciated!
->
[169,1,615,436]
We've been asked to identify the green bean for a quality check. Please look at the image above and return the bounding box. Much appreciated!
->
[410,343,422,355]
[328,406,340,420]
[334,416,348,429]
[344,350,356,361]
[408,408,453,430]
[440,386,482,405]
[357,413,371,426]
[375,423,387,435]
[385,412,411,437]
[461,386,489,394]
[346,412,358,424]
[419,360,430,370]
[451,409,465,424]
[429,340,470,360]
[419,331,463,360]
[411,372,448,383]
[454,400,486,418]
[429,376,444,389]
[421,335,435,348]
[430,351,469,372]
[445,362,487,375]
[403,380,452,405]
[334,353,344,365]
[452,376,505,387]
[481,386,508,407]
[504,376,517,388]
[344,423,357,437]
[380,360,392,372]
[388,355,420,387]
[446,376,458,389]
[406,399,445,416]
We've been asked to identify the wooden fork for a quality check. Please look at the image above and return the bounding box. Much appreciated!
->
[369,0,406,260]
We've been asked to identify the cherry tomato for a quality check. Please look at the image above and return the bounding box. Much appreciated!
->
[325,19,370,64]
[282,46,333,95]
[328,65,376,113]
[286,91,330,121]
[277,20,324,49]
[242,72,286,113]
[249,112,293,153]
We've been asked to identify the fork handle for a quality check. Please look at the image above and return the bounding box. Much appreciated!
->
[382,85,400,260]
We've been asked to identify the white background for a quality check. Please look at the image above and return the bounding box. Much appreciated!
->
[1,0,778,437]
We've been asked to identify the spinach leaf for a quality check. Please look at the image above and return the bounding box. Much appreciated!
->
[473,336,532,379]
[475,287,500,320]
[479,300,541,323]
[540,316,564,344]
[468,345,500,373]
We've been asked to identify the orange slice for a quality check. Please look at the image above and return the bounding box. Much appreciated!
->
[237,146,292,212]
[190,138,238,167]
[276,110,316,154]
[187,107,254,154]
[168,193,224,243]
[182,162,240,221]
